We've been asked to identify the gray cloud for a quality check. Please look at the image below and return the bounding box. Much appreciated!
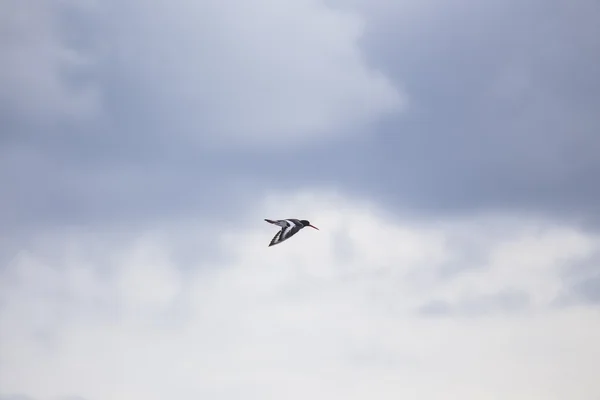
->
[2,0,599,236]
[418,288,531,317]
[571,276,600,304]
[348,0,600,222]
[556,251,600,305]
[0,0,99,123]
[1,0,401,235]
[2,2,599,397]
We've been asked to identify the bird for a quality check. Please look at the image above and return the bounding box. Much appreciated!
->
[264,218,319,247]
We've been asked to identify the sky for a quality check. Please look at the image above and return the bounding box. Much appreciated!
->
[1,0,599,399]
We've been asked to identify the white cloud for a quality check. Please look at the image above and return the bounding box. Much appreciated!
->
[1,189,599,400]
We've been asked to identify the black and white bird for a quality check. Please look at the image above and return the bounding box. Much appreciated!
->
[264,218,319,247]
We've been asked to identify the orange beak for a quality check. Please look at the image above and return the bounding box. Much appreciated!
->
[309,224,319,230]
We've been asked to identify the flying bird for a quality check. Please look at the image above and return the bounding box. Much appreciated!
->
[264,218,319,247]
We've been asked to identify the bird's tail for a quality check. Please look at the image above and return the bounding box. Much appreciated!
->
[264,219,276,224]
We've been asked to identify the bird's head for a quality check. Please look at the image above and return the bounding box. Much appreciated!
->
[300,220,319,230]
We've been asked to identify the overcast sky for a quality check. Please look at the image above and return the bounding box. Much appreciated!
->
[1,0,599,399]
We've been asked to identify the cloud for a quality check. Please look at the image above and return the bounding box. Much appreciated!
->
[556,251,600,305]
[0,0,99,124]
[2,2,598,398]
[0,0,406,233]
[1,189,599,400]
[109,0,403,148]
[329,0,600,222]
[2,0,599,236]
[9,0,402,149]
[0,396,36,400]
[418,288,530,317]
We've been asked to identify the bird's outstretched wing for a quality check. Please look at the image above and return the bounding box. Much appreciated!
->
[264,219,288,228]
[266,219,302,247]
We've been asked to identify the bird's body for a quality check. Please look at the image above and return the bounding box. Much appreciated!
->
[264,218,319,247]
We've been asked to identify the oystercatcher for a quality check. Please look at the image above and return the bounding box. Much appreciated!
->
[264,218,319,247]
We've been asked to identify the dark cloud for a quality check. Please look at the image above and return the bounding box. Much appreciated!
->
[348,0,600,223]
[1,0,599,237]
